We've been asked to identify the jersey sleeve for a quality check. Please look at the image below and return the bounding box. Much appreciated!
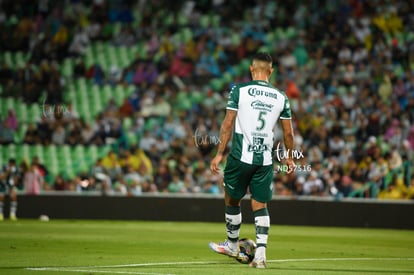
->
[226,84,239,111]
[280,93,292,119]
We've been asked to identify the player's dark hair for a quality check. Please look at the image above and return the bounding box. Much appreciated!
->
[252,52,273,64]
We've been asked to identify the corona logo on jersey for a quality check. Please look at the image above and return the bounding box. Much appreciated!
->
[248,137,269,153]
[247,87,278,99]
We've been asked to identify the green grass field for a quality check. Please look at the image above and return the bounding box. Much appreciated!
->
[0,219,413,275]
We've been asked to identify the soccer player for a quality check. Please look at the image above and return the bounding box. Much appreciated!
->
[209,52,295,268]
[0,158,20,221]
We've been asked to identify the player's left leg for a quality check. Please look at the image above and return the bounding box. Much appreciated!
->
[9,188,17,221]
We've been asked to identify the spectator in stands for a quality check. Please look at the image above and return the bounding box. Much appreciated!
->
[328,135,346,157]
[378,75,393,103]
[152,95,171,118]
[168,173,186,193]
[153,160,171,192]
[124,164,145,195]
[80,121,96,145]
[5,110,18,132]
[378,174,407,200]
[2,79,20,98]
[73,59,87,77]
[51,124,66,145]
[0,62,14,86]
[63,103,80,123]
[139,130,156,153]
[24,163,43,195]
[53,175,68,191]
[32,156,48,179]
[0,120,15,145]
[86,64,105,85]
[303,171,324,196]
[169,56,194,78]
[119,98,134,118]
[106,121,123,144]
[66,121,83,146]
[0,0,413,199]
[90,158,111,194]
[23,123,40,145]
[36,117,52,145]
[69,27,90,57]
[203,180,220,194]
[112,25,136,47]
[101,151,122,180]
[108,65,122,86]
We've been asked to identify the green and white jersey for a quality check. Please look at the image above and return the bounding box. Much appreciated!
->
[226,80,291,166]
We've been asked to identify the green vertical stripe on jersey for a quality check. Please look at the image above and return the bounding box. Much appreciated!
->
[230,132,243,161]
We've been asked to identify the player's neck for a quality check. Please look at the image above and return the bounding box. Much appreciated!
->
[252,72,269,82]
[252,77,269,82]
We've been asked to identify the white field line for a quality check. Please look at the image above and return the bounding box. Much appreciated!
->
[25,257,414,273]
[268,257,414,263]
[79,261,223,268]
[26,267,175,275]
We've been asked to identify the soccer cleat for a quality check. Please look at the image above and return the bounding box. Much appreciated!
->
[10,213,17,221]
[249,257,266,268]
[209,240,240,258]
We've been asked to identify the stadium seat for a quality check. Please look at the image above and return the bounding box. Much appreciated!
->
[4,51,13,68]
[177,14,188,26]
[112,22,122,36]
[211,14,220,28]
[211,78,228,91]
[21,144,30,160]
[5,97,14,112]
[62,58,74,77]
[118,46,129,68]
[72,145,85,159]
[222,72,232,84]
[126,131,138,146]
[285,26,297,39]
[231,33,241,46]
[16,101,28,123]
[15,124,27,143]
[122,117,133,130]
[89,145,99,161]
[199,14,210,28]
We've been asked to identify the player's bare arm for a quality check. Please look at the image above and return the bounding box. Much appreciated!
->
[210,110,237,174]
[280,119,295,174]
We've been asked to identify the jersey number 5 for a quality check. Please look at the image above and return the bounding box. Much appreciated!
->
[256,111,266,131]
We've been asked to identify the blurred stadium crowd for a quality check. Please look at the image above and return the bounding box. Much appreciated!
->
[0,0,413,199]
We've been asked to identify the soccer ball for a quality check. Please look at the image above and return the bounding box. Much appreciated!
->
[236,238,256,264]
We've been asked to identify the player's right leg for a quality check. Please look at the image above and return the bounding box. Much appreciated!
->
[209,156,252,262]
[249,203,268,269]
[209,190,243,258]
[208,239,240,257]
[248,165,273,268]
